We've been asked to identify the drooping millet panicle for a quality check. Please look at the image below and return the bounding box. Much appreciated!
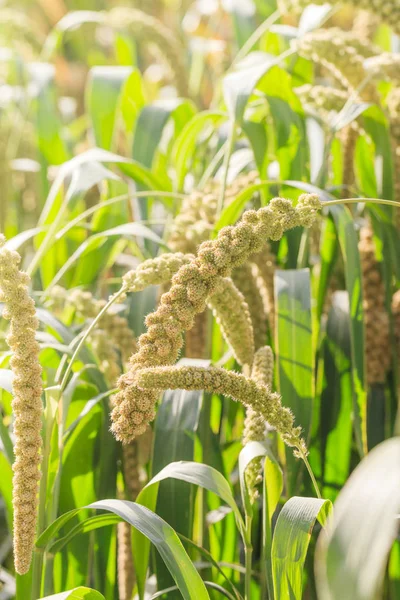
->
[353,9,378,41]
[184,313,209,359]
[168,175,259,357]
[123,252,195,292]
[168,191,218,254]
[135,364,307,453]
[90,329,121,384]
[108,8,188,97]
[59,288,137,384]
[295,29,378,102]
[117,441,141,600]
[232,263,268,350]
[358,226,391,384]
[296,84,349,116]
[168,191,217,354]
[251,245,276,336]
[111,194,321,443]
[207,277,255,368]
[279,0,400,35]
[296,32,376,196]
[243,346,274,502]
[364,53,400,85]
[168,172,260,255]
[0,235,43,575]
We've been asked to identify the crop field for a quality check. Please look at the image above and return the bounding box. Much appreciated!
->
[0,1,400,599]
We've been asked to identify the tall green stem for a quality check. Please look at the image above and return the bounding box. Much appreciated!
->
[244,515,253,600]
[298,448,322,499]
[217,124,236,216]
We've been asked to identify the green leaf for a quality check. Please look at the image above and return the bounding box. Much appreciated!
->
[86,66,134,150]
[4,227,45,251]
[47,222,167,289]
[272,496,332,600]
[319,293,353,500]
[39,586,105,599]
[152,384,203,594]
[28,63,69,166]
[0,450,13,529]
[172,111,226,190]
[329,205,366,456]
[316,438,400,600]
[274,268,314,493]
[132,99,196,170]
[316,216,338,321]
[140,461,245,541]
[48,514,121,554]
[223,53,286,124]
[262,450,284,600]
[43,11,105,57]
[37,500,210,600]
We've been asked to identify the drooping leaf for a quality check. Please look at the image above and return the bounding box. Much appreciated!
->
[272,496,332,600]
[316,438,400,600]
[274,268,314,494]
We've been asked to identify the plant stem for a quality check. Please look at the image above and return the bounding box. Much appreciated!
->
[324,197,400,208]
[58,286,126,393]
[299,449,322,499]
[217,124,236,216]
[31,549,44,600]
[198,140,228,190]
[230,11,280,70]
[244,515,253,600]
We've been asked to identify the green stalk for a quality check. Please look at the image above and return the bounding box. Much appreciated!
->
[230,11,280,70]
[198,141,228,190]
[54,191,186,242]
[298,448,322,500]
[30,386,60,599]
[217,124,236,216]
[26,196,70,277]
[16,572,33,600]
[324,197,400,208]
[244,515,253,600]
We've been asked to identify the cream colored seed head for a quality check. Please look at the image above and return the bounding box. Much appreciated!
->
[111,194,321,443]
[296,84,349,114]
[243,346,275,502]
[123,253,194,292]
[251,244,276,335]
[0,235,43,575]
[353,9,378,41]
[295,29,377,101]
[364,53,400,85]
[207,277,255,367]
[359,225,391,384]
[279,0,400,35]
[135,364,305,453]
[169,172,260,255]
[232,263,268,351]
[53,287,137,381]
